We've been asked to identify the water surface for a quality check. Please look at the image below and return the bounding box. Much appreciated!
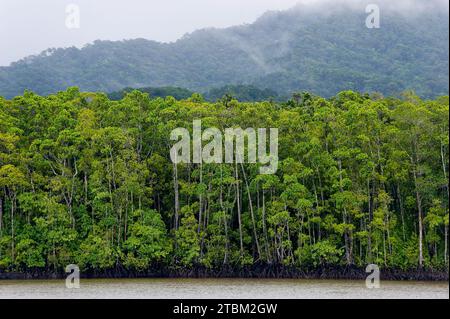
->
[0,278,448,299]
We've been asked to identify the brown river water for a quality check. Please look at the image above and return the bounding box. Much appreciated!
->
[0,278,448,299]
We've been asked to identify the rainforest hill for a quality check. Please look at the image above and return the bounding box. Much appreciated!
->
[0,3,448,99]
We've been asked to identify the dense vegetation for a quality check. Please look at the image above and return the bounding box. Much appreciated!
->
[0,88,448,274]
[109,85,279,103]
[204,85,279,102]
[109,87,195,101]
[0,5,448,99]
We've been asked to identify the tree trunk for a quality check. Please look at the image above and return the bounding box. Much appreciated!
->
[10,194,15,262]
[235,163,244,256]
[240,163,261,260]
[441,140,449,200]
[0,196,3,233]
[338,159,353,265]
[262,189,270,263]
[219,166,229,265]
[445,224,448,266]
[397,184,406,241]
[173,162,180,230]
[383,217,387,267]
[413,168,424,268]
[367,178,373,263]
[198,162,203,234]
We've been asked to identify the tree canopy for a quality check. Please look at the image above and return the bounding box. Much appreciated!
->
[0,88,448,273]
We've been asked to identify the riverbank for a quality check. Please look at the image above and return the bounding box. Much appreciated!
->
[0,265,448,281]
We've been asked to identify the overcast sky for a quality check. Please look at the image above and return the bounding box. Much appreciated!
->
[0,0,308,66]
[1,0,447,66]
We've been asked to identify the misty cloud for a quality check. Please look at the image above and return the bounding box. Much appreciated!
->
[0,0,448,66]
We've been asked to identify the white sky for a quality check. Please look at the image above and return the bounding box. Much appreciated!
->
[0,0,305,66]
[0,0,447,66]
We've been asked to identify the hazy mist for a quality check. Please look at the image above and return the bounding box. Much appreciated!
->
[1,0,448,66]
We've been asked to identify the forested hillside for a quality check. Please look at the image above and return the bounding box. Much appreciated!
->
[0,4,448,99]
[108,87,195,101]
[0,88,448,273]
[109,85,279,102]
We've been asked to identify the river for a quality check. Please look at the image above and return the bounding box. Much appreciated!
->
[0,278,448,299]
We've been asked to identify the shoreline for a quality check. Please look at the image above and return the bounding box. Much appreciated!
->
[1,265,448,282]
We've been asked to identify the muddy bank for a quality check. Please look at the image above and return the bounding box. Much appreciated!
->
[0,264,448,281]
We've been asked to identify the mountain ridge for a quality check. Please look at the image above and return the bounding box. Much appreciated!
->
[0,3,448,99]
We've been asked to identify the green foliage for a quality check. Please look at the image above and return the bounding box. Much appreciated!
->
[0,8,448,99]
[296,241,343,267]
[76,234,115,270]
[123,210,172,270]
[205,85,279,102]
[0,88,448,273]
[108,87,195,101]
[175,206,200,267]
